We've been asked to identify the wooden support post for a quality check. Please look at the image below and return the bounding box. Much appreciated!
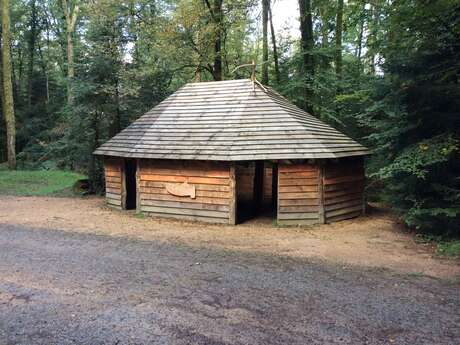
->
[318,162,326,224]
[136,159,141,214]
[229,164,237,225]
[121,159,127,210]
[253,161,264,214]
[272,163,278,211]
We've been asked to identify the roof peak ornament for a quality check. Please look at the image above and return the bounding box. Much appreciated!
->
[231,60,268,92]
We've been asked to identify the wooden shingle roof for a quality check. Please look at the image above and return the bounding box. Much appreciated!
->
[94,79,370,160]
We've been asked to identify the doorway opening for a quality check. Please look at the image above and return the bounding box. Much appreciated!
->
[235,161,278,224]
[124,159,137,210]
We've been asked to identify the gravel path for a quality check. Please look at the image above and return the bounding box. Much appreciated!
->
[0,223,459,345]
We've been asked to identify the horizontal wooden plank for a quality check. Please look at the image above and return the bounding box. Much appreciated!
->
[324,180,364,192]
[142,211,230,224]
[278,212,319,220]
[278,192,319,200]
[277,218,319,226]
[141,199,229,212]
[105,182,121,189]
[324,188,363,199]
[107,198,121,206]
[140,174,229,185]
[141,193,229,205]
[140,187,230,199]
[326,210,362,223]
[105,176,122,183]
[278,198,319,206]
[323,175,364,185]
[325,199,363,212]
[105,171,122,178]
[106,192,121,200]
[278,185,318,193]
[279,171,319,179]
[278,178,318,187]
[141,205,228,219]
[139,181,230,192]
[106,187,121,194]
[278,164,317,173]
[140,167,229,178]
[325,205,363,218]
[279,205,319,213]
[324,193,362,206]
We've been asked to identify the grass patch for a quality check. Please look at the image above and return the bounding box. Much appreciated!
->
[437,240,460,257]
[0,169,86,196]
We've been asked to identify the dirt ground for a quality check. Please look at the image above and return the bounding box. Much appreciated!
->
[0,196,458,279]
[0,196,459,344]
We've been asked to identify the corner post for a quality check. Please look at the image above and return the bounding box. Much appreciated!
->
[318,162,326,224]
[136,159,141,214]
[229,163,237,225]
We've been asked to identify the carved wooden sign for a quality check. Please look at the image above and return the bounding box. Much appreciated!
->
[164,181,196,199]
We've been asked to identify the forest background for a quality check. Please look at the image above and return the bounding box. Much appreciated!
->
[0,0,458,237]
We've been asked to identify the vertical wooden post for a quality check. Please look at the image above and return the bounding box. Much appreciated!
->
[136,159,141,214]
[253,161,264,214]
[229,164,237,225]
[318,162,326,224]
[271,163,278,211]
[121,159,127,210]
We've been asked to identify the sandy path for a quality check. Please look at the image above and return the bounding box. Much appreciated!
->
[0,195,458,279]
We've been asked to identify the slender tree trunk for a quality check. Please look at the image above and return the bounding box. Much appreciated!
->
[335,0,343,79]
[261,0,269,84]
[319,7,329,69]
[27,0,37,107]
[298,0,314,114]
[212,0,223,81]
[268,1,280,84]
[2,0,16,169]
[62,0,79,106]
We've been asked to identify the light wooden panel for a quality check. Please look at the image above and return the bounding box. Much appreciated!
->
[323,159,364,223]
[104,157,123,209]
[138,160,232,224]
[277,163,320,225]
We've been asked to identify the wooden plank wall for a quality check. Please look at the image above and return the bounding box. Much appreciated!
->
[323,159,364,223]
[277,163,320,225]
[236,164,254,202]
[138,160,232,224]
[104,157,124,209]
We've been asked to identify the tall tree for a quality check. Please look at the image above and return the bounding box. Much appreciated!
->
[261,0,268,84]
[27,0,38,106]
[298,0,314,113]
[335,0,343,79]
[62,0,79,106]
[204,0,223,81]
[268,1,280,84]
[2,0,16,169]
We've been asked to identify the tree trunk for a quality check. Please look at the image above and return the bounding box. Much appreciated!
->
[2,0,16,169]
[335,0,343,79]
[261,0,269,84]
[213,0,223,81]
[268,1,280,84]
[298,0,314,114]
[27,0,38,107]
[62,0,79,106]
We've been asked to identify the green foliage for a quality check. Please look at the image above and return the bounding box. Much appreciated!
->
[437,241,460,257]
[0,169,85,196]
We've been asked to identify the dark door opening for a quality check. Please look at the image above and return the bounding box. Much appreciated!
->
[124,159,137,210]
[235,162,278,224]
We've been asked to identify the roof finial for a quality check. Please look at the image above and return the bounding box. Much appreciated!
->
[231,60,268,91]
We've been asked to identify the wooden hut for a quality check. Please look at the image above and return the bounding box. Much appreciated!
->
[94,79,370,225]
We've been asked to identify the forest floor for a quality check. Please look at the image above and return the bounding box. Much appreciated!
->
[0,196,459,344]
